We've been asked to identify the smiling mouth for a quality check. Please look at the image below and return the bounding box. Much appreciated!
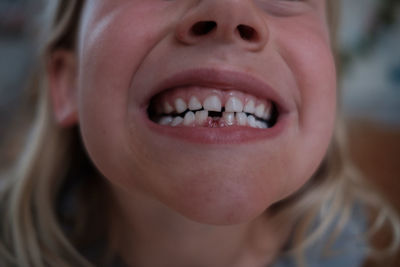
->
[147,86,279,129]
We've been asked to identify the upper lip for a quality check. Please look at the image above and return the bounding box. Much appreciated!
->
[147,68,290,114]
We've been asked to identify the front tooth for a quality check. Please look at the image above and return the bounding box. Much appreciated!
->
[188,96,202,111]
[159,116,173,125]
[171,117,184,126]
[203,95,222,112]
[236,112,247,126]
[163,102,174,114]
[248,115,257,128]
[244,100,255,114]
[175,98,187,114]
[222,112,235,125]
[183,111,195,126]
[255,104,265,118]
[195,110,208,125]
[225,97,243,112]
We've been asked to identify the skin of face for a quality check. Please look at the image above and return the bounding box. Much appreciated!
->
[52,0,336,226]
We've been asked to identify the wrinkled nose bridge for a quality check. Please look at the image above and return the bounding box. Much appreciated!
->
[175,0,269,51]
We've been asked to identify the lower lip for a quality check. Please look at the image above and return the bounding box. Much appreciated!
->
[143,113,290,144]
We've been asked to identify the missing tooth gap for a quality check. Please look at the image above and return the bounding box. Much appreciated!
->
[208,111,222,117]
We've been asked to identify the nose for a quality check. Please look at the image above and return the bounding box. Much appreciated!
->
[175,0,269,52]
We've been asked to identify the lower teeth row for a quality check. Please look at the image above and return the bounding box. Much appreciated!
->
[157,111,269,129]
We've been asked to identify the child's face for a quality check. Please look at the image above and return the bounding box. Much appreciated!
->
[63,0,336,224]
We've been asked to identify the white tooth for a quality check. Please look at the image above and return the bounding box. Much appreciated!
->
[256,120,268,129]
[243,100,255,114]
[225,97,243,113]
[256,120,267,129]
[248,115,257,128]
[188,96,202,111]
[183,111,195,126]
[163,102,174,114]
[175,98,187,114]
[222,112,235,125]
[171,117,183,127]
[255,104,265,118]
[236,112,247,126]
[262,111,271,120]
[262,103,272,120]
[203,95,222,112]
[195,110,208,125]
[159,116,173,125]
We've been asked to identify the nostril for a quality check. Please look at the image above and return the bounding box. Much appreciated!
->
[237,25,258,41]
[190,21,217,36]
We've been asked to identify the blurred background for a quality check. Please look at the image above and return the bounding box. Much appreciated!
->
[339,1,400,265]
[0,0,35,142]
[0,0,399,266]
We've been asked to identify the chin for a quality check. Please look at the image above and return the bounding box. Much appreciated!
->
[152,169,283,225]
[172,195,271,226]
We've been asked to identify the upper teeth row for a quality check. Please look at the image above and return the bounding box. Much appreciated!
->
[160,95,271,120]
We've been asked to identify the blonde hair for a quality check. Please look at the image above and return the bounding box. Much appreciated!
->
[0,0,398,266]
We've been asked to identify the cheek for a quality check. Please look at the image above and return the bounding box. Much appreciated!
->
[277,18,337,128]
[75,3,175,187]
[78,4,170,102]
[296,39,337,146]
[271,24,337,196]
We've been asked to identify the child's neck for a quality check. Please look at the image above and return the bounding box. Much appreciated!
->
[109,187,291,267]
